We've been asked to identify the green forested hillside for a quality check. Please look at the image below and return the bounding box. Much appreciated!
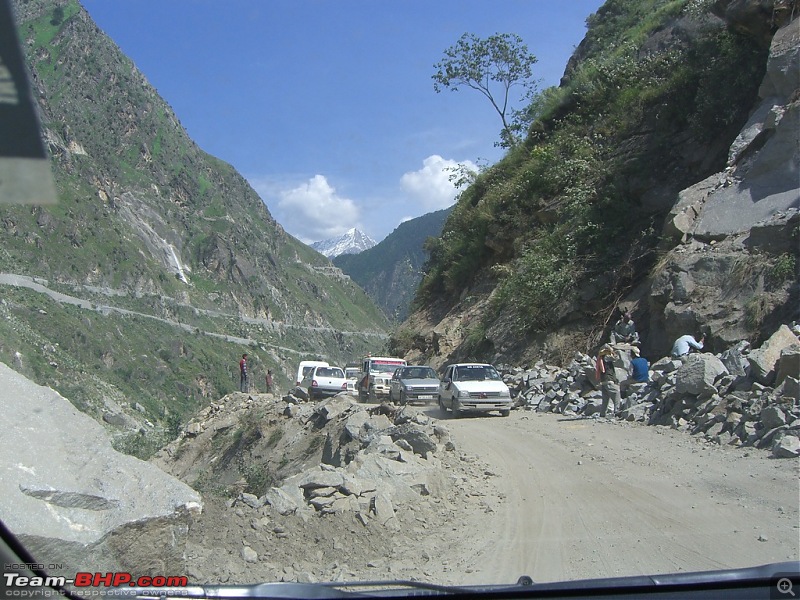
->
[334,207,452,321]
[412,0,768,354]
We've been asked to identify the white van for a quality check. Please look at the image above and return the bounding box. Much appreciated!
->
[295,360,329,386]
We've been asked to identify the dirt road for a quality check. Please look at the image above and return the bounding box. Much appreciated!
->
[435,410,799,585]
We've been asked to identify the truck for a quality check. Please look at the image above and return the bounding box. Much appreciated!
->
[357,356,407,402]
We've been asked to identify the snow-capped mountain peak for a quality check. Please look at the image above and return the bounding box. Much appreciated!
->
[311,228,376,258]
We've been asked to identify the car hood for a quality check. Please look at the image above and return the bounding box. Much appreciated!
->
[453,380,509,392]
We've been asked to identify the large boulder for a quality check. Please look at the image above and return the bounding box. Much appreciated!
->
[748,325,799,385]
[675,354,729,396]
[775,345,800,387]
[0,362,201,576]
[694,18,800,240]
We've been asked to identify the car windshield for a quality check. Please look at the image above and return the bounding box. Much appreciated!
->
[400,367,438,380]
[371,362,404,374]
[2,0,798,596]
[456,365,501,381]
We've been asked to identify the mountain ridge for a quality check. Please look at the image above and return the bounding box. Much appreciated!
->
[334,207,452,321]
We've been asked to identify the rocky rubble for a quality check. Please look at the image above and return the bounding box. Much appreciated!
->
[230,394,452,528]
[156,388,501,584]
[506,324,800,458]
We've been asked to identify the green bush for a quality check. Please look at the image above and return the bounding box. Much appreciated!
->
[769,253,797,284]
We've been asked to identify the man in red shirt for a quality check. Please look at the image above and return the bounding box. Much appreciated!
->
[239,353,248,393]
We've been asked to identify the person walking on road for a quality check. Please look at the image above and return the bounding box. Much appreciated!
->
[239,353,249,393]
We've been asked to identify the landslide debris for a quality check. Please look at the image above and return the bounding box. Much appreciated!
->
[153,392,500,585]
[508,323,800,458]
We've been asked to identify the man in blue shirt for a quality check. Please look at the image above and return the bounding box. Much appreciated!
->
[630,347,650,382]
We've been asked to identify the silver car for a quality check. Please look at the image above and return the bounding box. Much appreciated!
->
[388,366,440,405]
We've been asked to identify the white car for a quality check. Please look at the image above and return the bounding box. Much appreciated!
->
[295,360,329,386]
[438,363,512,418]
[301,365,348,400]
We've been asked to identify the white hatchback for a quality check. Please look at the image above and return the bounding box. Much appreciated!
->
[438,363,512,418]
[301,365,348,400]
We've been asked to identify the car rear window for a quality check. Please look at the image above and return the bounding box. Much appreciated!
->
[316,367,343,378]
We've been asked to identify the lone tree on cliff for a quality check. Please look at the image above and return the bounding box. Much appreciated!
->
[432,32,538,148]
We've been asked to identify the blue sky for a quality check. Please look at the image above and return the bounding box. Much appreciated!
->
[80,0,604,244]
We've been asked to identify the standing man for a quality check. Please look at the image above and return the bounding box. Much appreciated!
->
[239,353,249,393]
[265,369,273,394]
[596,345,621,418]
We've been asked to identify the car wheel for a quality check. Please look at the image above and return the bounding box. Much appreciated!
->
[452,399,462,419]
[500,409,510,417]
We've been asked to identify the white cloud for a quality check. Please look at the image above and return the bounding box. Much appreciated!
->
[400,155,478,211]
[271,175,360,243]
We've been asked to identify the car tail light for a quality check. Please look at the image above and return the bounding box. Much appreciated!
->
[341,382,347,390]
[311,380,318,387]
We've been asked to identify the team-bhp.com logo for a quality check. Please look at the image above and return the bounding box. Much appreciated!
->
[5,572,189,588]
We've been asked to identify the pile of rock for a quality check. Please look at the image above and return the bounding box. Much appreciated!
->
[505,324,800,458]
[233,395,452,528]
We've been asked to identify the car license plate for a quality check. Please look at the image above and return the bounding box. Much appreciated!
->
[418,395,434,400]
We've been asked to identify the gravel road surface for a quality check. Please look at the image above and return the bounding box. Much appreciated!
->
[437,410,799,585]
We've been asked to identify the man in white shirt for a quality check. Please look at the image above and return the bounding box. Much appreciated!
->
[671,333,705,359]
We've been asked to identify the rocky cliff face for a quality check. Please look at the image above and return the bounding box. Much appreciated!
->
[649,13,799,355]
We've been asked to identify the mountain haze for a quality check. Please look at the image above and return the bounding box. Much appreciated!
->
[1,0,389,453]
